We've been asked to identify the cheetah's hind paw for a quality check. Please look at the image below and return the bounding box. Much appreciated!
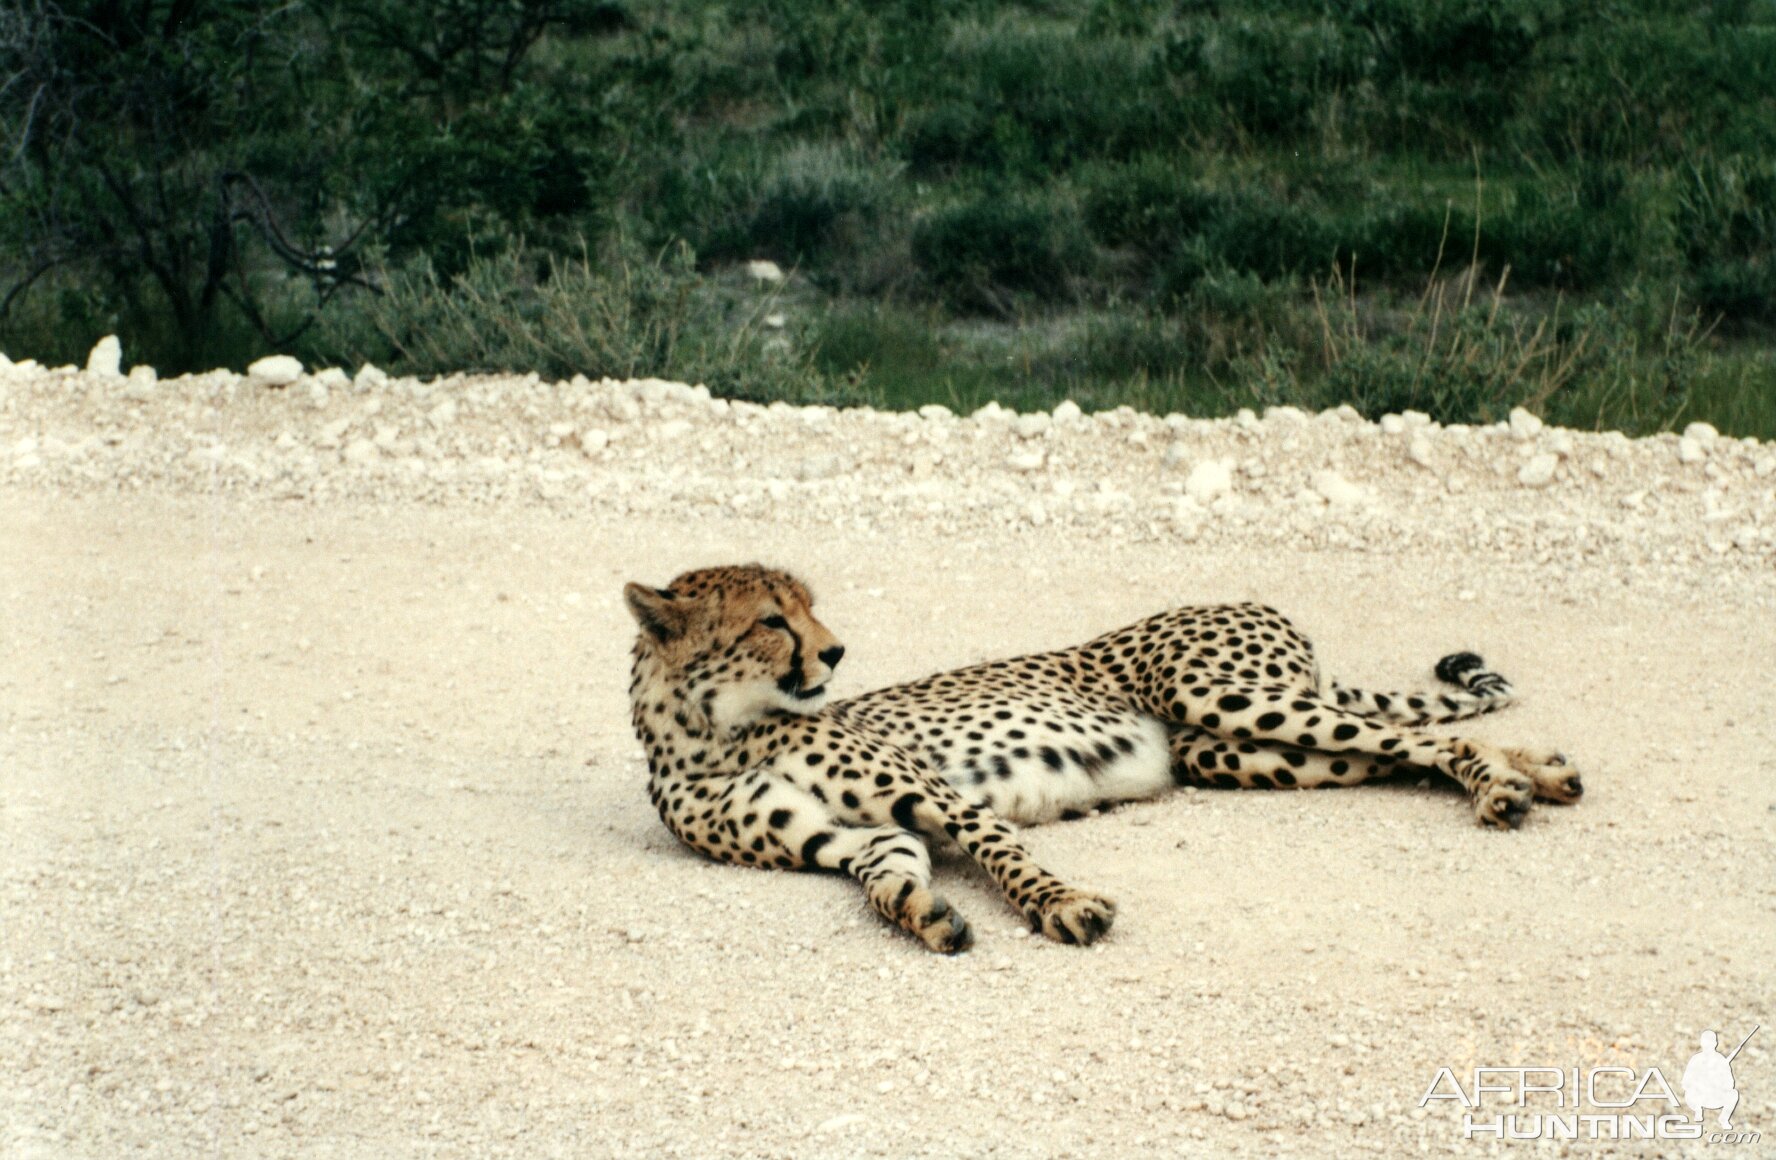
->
[1474,770,1536,829]
[1029,890,1117,946]
[1506,747,1584,803]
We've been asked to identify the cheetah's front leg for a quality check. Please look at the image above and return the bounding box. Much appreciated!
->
[659,768,973,953]
[803,825,974,953]
[884,781,1117,945]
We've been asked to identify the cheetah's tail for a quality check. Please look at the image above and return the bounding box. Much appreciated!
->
[1330,652,1517,726]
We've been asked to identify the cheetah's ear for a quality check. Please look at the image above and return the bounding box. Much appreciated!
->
[624,582,689,643]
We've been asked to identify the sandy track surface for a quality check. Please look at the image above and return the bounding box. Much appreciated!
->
[2,361,1773,1156]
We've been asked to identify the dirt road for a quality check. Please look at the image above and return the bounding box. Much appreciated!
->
[2,363,1773,1156]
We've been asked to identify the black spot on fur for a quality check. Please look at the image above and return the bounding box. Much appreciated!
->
[800,832,832,867]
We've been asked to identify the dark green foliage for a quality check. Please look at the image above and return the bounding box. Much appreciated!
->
[1676,156,1776,326]
[911,192,1090,311]
[3,0,1774,436]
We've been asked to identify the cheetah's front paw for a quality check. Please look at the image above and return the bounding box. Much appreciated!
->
[1504,747,1584,803]
[906,890,974,954]
[1475,771,1535,829]
[1028,890,1117,946]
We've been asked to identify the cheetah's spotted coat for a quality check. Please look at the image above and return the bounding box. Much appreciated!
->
[625,565,1583,952]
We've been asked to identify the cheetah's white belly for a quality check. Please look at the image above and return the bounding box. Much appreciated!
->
[946,713,1173,825]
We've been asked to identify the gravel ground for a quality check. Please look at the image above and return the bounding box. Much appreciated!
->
[2,351,1773,1157]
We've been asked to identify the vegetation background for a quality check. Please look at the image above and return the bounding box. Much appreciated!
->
[3,0,1774,435]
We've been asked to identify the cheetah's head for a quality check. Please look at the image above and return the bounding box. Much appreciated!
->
[623,564,846,732]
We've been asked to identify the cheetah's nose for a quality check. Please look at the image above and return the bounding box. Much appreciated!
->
[819,645,846,669]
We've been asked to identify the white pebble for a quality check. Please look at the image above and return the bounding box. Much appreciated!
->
[1513,454,1555,486]
[1508,407,1543,440]
[1312,470,1365,506]
[342,438,380,464]
[247,354,304,386]
[745,259,785,284]
[1051,400,1083,425]
[1184,460,1233,503]
[1407,437,1434,468]
[86,335,123,378]
[1517,453,1559,488]
[1677,437,1706,464]
[1682,421,1719,444]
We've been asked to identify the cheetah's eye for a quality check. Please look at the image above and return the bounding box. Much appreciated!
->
[761,615,789,631]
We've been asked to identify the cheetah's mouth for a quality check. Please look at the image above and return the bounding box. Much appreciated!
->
[777,671,826,701]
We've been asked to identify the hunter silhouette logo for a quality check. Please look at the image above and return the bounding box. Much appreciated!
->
[1420,1023,1762,1144]
[1684,1027,1757,1130]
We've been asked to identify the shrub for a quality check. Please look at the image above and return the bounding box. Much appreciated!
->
[747,143,900,266]
[1676,155,1776,326]
[901,19,1159,176]
[910,192,1091,312]
[1151,13,1365,139]
[315,239,827,400]
[1080,156,1224,253]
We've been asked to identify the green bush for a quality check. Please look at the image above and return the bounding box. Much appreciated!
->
[910,192,1091,311]
[1676,155,1776,325]
[747,144,899,266]
[901,20,1159,176]
[315,239,827,399]
[1080,156,1223,253]
[1151,13,1365,139]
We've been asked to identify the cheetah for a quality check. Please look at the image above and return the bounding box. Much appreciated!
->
[624,564,1583,953]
